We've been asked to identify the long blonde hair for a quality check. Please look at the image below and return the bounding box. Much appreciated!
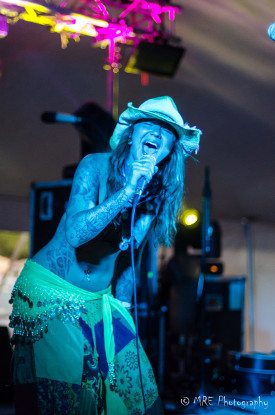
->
[106,130,187,247]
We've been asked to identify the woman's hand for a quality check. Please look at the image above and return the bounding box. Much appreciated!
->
[126,155,159,191]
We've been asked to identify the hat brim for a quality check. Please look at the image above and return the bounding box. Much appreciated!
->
[110,103,201,154]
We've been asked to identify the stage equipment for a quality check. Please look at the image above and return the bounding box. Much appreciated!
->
[203,276,245,366]
[0,14,8,37]
[176,220,221,259]
[74,101,116,157]
[137,303,167,395]
[0,0,182,116]
[125,41,185,78]
[225,352,275,396]
[30,180,72,256]
[41,112,83,124]
[42,101,115,161]
[204,261,223,275]
[180,209,199,227]
[194,167,226,399]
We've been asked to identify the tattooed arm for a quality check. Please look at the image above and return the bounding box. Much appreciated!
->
[115,266,134,303]
[66,151,157,248]
[65,153,136,248]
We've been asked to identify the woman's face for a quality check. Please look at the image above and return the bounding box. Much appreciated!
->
[129,119,177,165]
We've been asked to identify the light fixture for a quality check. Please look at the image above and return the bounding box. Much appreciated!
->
[180,209,200,227]
[0,15,8,38]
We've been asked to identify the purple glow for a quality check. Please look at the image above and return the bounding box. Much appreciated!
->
[96,23,133,44]
[93,0,109,18]
[120,0,142,19]
[162,6,176,21]
[0,16,8,38]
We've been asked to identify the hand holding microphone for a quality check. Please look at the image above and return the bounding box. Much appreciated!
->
[127,154,158,203]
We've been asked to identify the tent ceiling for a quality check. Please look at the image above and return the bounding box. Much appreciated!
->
[0,0,274,230]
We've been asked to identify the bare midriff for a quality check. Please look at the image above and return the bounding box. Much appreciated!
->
[32,213,121,292]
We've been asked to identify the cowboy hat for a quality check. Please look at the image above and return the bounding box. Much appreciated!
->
[109,96,201,155]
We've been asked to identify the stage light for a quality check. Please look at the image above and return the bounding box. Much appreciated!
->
[204,262,223,275]
[0,16,8,38]
[180,209,200,227]
[185,214,198,226]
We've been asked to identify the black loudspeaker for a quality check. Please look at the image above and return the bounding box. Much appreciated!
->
[30,180,72,256]
[203,276,246,365]
[125,41,186,78]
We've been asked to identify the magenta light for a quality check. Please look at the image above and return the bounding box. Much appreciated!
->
[96,23,133,44]
[94,0,109,18]
[120,0,142,19]
[147,2,162,24]
[151,14,161,24]
[0,16,8,38]
[162,6,176,21]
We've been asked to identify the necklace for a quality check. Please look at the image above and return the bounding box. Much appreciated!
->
[84,268,92,282]
[119,236,131,251]
[118,207,131,251]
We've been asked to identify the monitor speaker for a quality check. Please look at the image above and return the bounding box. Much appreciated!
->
[203,276,246,363]
[30,180,72,256]
[125,41,186,78]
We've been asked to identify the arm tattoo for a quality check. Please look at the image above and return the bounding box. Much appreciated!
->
[115,267,134,303]
[69,187,132,246]
[69,162,100,209]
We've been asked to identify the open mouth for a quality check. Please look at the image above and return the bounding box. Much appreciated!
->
[142,141,158,156]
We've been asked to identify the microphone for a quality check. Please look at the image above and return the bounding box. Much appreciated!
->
[41,112,84,124]
[133,155,157,204]
[135,176,148,198]
[267,23,275,40]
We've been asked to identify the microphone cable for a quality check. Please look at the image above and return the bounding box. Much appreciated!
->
[130,195,148,415]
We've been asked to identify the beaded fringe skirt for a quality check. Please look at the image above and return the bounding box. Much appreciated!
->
[10,260,163,414]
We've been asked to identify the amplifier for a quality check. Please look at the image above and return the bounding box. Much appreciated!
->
[204,276,246,358]
[30,180,72,256]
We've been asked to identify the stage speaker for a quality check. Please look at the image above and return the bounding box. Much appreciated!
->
[203,276,246,364]
[125,41,186,78]
[30,180,72,256]
[137,304,166,393]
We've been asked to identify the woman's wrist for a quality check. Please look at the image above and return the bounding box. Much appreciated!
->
[124,183,136,198]
[116,299,132,309]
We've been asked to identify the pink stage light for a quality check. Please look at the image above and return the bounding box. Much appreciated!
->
[0,15,8,37]
[96,23,133,44]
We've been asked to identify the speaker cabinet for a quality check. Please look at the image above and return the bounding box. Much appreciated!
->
[203,276,246,364]
[30,180,72,256]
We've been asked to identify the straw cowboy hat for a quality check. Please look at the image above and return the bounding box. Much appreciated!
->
[109,96,201,155]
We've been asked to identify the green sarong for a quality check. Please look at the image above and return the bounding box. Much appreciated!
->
[10,260,163,414]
